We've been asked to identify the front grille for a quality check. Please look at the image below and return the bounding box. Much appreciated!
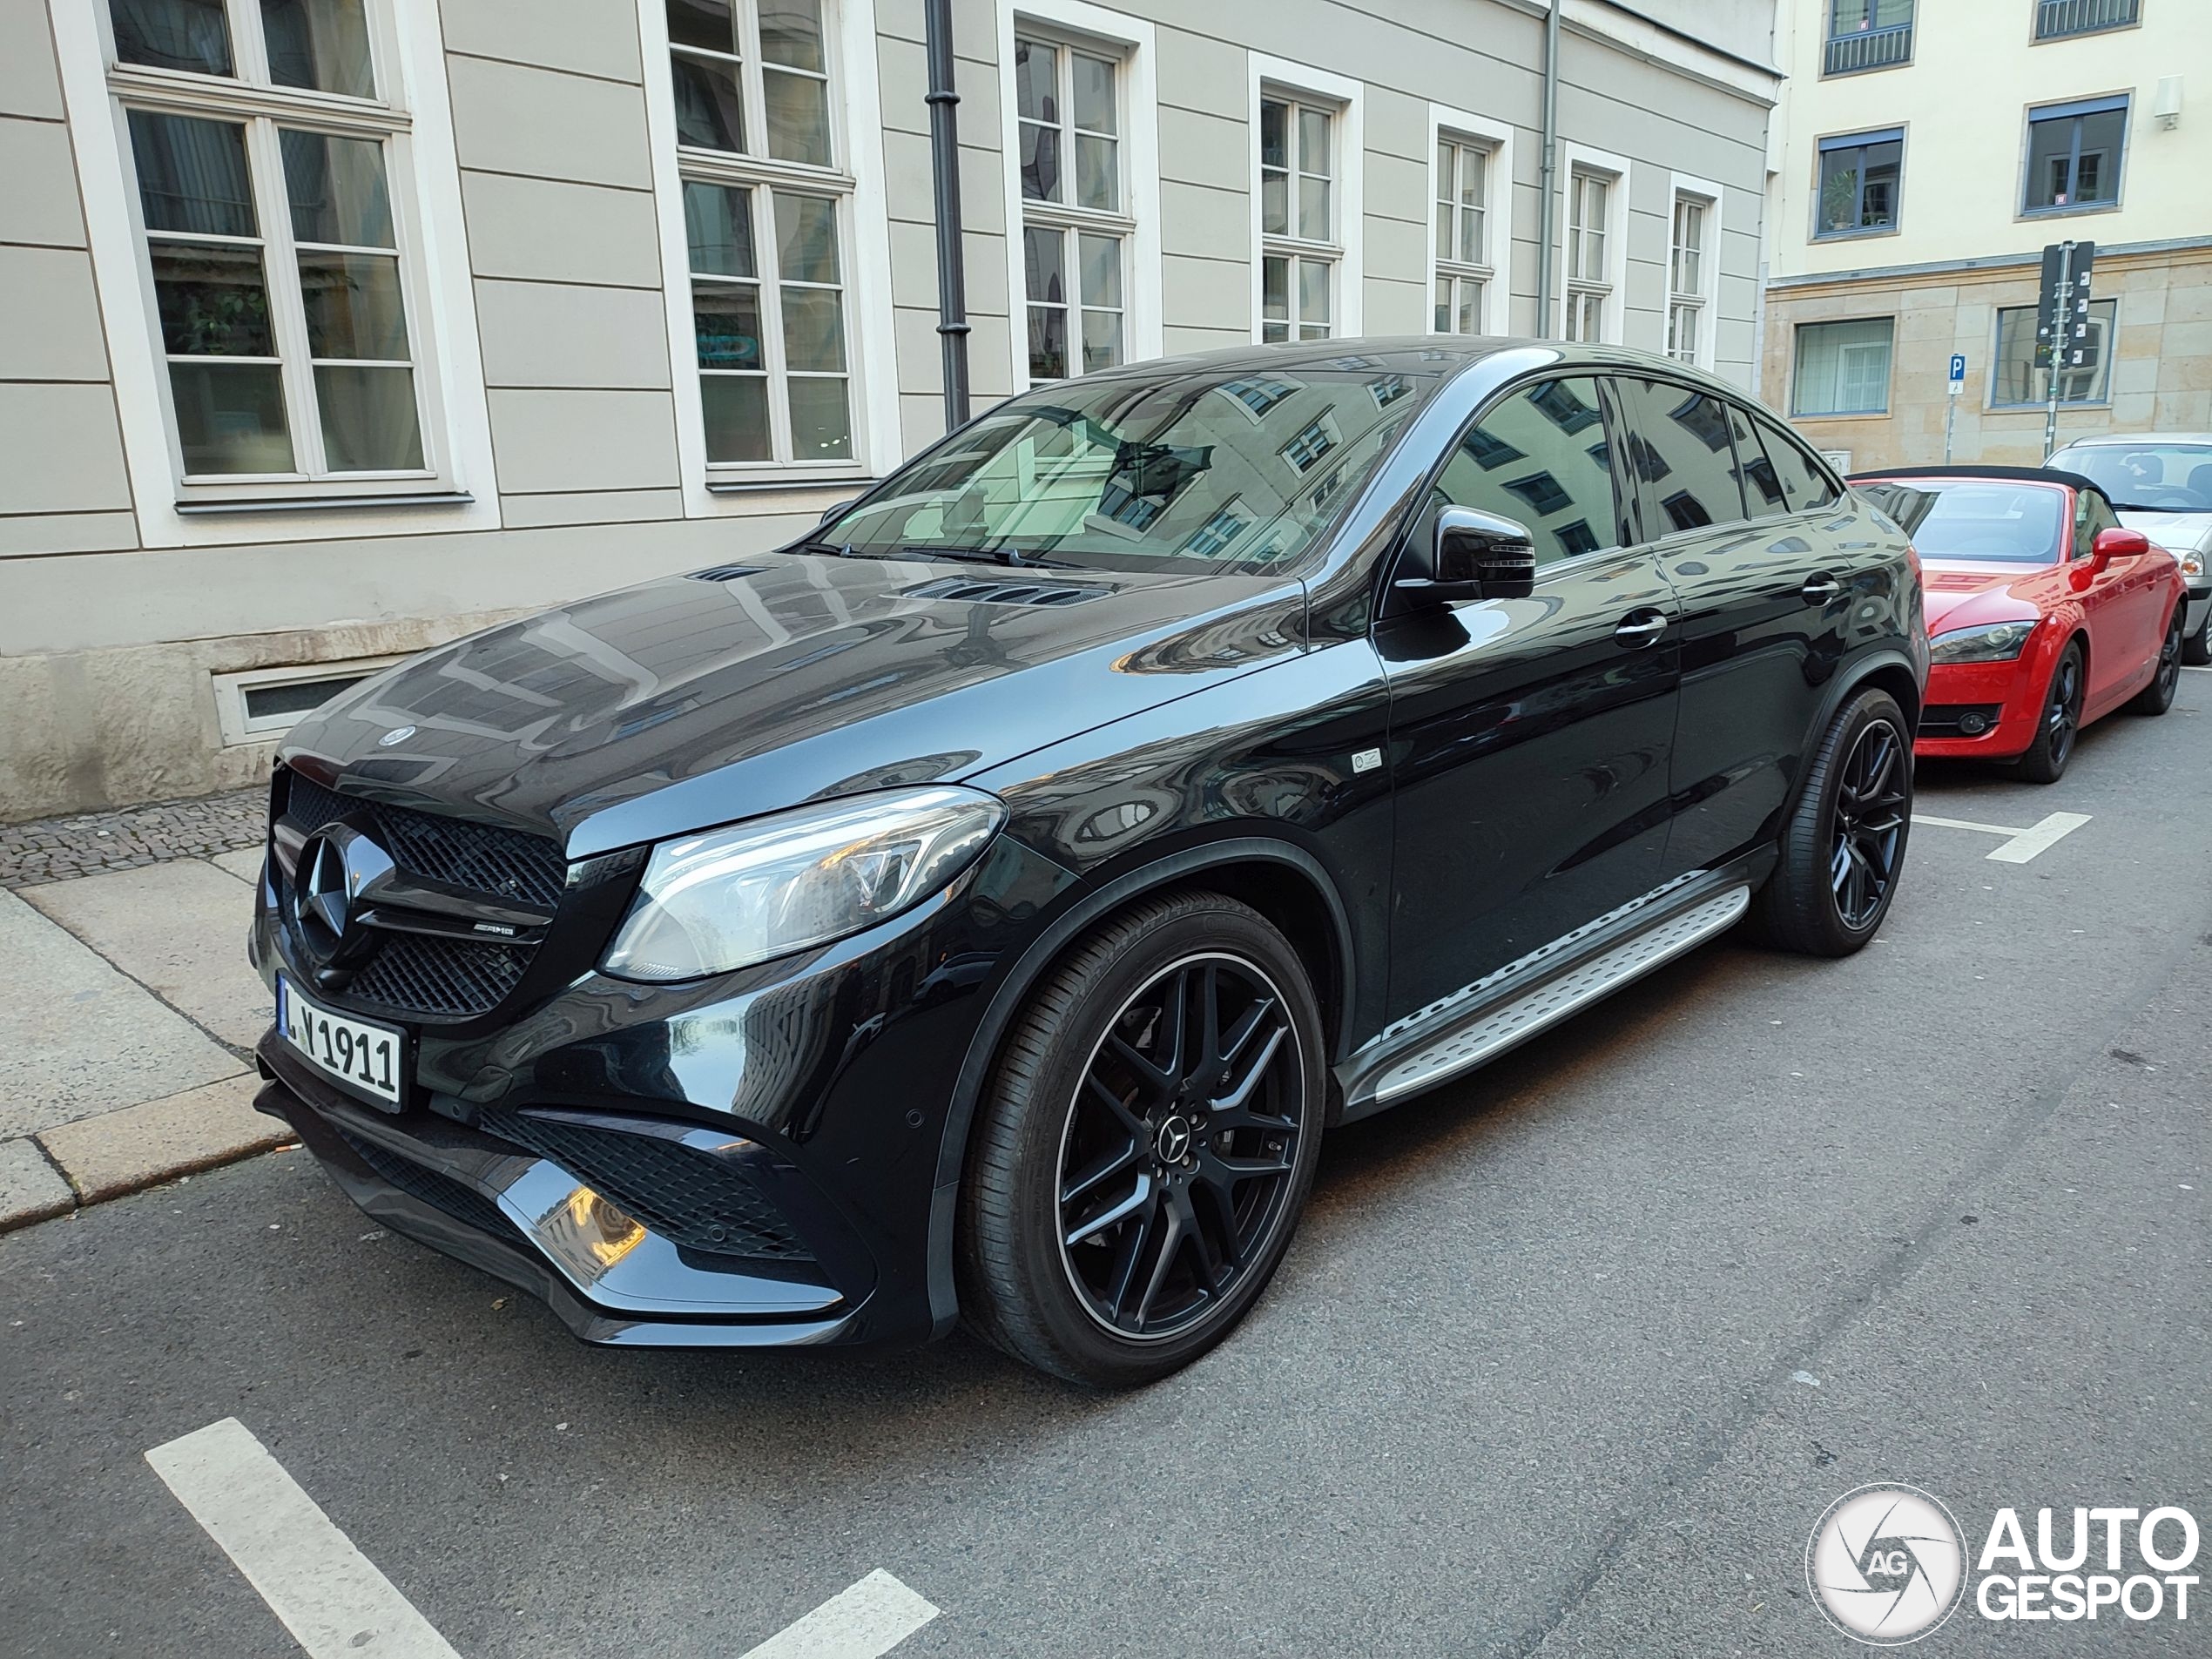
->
[1920,703,2004,738]
[476,1107,813,1263]
[349,933,532,1018]
[340,1129,516,1239]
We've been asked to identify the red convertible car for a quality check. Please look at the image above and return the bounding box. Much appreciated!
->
[1852,465,2185,783]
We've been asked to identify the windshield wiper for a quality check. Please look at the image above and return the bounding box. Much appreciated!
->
[895,544,1077,570]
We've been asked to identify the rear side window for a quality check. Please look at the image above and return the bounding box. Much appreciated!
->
[1750,414,1839,514]
[1615,378,1747,535]
[1725,402,1787,517]
[2073,487,2119,553]
[1429,375,1623,566]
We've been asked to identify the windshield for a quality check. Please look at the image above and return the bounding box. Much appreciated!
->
[2054,443,2212,513]
[1906,482,2066,563]
[817,361,1440,572]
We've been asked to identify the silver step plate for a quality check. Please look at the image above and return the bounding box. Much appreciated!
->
[1371,886,1751,1105]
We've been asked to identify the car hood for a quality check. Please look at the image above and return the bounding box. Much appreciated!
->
[282,554,1305,859]
[1919,561,2053,637]
[2115,509,2212,557]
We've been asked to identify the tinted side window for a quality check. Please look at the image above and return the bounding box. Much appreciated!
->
[1725,402,1788,517]
[2074,488,2118,553]
[1750,414,1839,513]
[1430,375,1622,566]
[1616,378,1748,536]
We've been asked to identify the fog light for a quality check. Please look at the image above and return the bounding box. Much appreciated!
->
[1959,711,1989,735]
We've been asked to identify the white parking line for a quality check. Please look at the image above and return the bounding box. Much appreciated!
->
[1913,810,2093,863]
[738,1569,941,1658]
[145,1418,462,1659]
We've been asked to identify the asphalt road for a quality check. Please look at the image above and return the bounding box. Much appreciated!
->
[5,679,2209,1658]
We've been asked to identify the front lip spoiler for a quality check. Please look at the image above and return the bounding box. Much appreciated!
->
[255,1050,859,1351]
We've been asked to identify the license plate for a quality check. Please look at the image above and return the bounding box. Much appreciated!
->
[279,976,405,1109]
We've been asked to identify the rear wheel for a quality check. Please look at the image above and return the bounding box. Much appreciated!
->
[1752,687,1911,957]
[2129,606,2183,716]
[959,892,1325,1387]
[2016,640,2086,783]
[2183,608,2211,668]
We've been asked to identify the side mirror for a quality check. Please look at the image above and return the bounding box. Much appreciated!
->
[1399,507,1538,603]
[818,496,860,525]
[2091,525,2149,568]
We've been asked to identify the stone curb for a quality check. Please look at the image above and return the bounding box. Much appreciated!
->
[0,1075,293,1231]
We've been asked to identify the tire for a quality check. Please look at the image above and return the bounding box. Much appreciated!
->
[2129,605,2184,716]
[2184,609,2211,668]
[2016,639,2086,784]
[957,891,1325,1387]
[1752,687,1912,958]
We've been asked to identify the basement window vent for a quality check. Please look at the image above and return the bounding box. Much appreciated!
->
[905,577,1112,609]
[213,658,404,745]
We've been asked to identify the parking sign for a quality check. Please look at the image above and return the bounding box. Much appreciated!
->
[1948,354,1966,395]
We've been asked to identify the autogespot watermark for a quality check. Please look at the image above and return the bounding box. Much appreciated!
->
[1806,1485,2202,1645]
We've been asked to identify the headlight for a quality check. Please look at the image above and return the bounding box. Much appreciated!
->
[599,786,1006,981]
[1929,619,2037,664]
[2182,550,2206,579]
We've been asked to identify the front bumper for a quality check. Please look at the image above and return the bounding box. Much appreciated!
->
[1913,657,2045,759]
[2185,583,2212,638]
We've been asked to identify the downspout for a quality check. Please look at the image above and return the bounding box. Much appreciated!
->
[1535,0,1561,336]
[923,0,971,428]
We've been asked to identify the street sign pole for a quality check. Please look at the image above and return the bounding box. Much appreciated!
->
[2042,241,2073,462]
[2035,239,2097,462]
[1945,352,1965,464]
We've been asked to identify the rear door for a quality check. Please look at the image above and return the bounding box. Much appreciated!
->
[1375,374,1680,1020]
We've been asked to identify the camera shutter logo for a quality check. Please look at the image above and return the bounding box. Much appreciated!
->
[1806,1484,1968,1646]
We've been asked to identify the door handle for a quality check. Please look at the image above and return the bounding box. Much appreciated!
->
[1614,610,1668,648]
[1801,573,1843,604]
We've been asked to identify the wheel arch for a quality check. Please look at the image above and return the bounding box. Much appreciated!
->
[923,836,1356,1337]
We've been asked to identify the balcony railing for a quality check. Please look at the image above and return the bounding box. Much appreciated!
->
[2035,0,2140,40]
[1824,21,1914,76]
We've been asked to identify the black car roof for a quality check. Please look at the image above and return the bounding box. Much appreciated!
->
[1848,462,2107,501]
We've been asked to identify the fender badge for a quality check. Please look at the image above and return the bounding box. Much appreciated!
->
[378,725,416,747]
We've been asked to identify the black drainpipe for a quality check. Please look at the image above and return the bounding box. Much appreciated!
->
[923,0,971,428]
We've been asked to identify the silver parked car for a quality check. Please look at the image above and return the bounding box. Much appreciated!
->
[2049,434,2212,664]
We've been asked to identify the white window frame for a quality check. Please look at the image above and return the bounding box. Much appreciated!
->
[53,0,497,543]
[212,654,406,745]
[995,0,1162,394]
[1554,140,1631,347]
[1664,172,1722,372]
[1791,317,1896,418]
[1247,53,1363,345]
[1426,105,1514,338]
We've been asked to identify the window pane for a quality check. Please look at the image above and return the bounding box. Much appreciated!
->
[759,0,825,71]
[671,51,745,151]
[2074,108,2125,206]
[129,111,256,238]
[1459,145,1484,212]
[1259,99,1288,170]
[260,0,374,98]
[774,192,840,284]
[1015,38,1057,123]
[764,67,832,166]
[787,376,852,459]
[1434,198,1452,261]
[1298,107,1330,177]
[1298,175,1330,241]
[692,280,763,369]
[701,374,770,460]
[111,0,233,76]
[684,181,756,278]
[666,0,735,54]
[169,361,293,473]
[1459,203,1482,266]
[1074,133,1117,212]
[1077,232,1120,310]
[1081,309,1122,373]
[1994,299,2117,406]
[1621,380,1745,532]
[1072,53,1116,134]
[1433,376,1616,565]
[780,286,845,371]
[1024,225,1065,306]
[1298,259,1330,326]
[1792,318,1893,415]
[1020,121,1061,203]
[150,241,274,356]
[1028,305,1067,380]
[1261,255,1289,323]
[1434,275,1451,333]
[1456,277,1480,334]
[1260,167,1288,237]
[280,130,394,248]
[299,251,408,360]
[315,364,421,469]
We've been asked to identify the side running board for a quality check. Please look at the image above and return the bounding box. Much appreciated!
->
[1367,885,1751,1107]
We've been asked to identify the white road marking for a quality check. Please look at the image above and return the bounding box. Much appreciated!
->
[2180,664,2212,673]
[1912,810,2093,863]
[145,1418,462,1659]
[738,1569,941,1659]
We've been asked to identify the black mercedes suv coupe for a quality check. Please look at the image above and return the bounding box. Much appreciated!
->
[250,339,1925,1386]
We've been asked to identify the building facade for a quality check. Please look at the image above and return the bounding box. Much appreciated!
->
[1761,0,2210,475]
[2,0,1777,820]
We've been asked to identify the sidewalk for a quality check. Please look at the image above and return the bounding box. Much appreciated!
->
[0,789,291,1230]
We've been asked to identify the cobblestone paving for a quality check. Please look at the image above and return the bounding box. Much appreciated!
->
[0,788,265,889]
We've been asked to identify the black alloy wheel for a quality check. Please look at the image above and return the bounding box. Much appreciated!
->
[2130,607,2184,715]
[1057,954,1303,1340]
[1829,719,1908,930]
[2017,640,2086,784]
[1751,685,1912,956]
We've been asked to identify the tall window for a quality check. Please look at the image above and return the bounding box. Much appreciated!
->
[2024,96,2128,214]
[104,0,429,485]
[666,0,854,465]
[1815,129,1901,238]
[1666,193,1711,365]
[1015,34,1127,381]
[1993,298,2118,406]
[1258,92,1337,342]
[1433,135,1493,335]
[1792,319,1894,417]
[1563,167,1615,344]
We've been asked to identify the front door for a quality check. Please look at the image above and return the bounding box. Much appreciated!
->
[2073,485,2163,711]
[1376,374,1681,1022]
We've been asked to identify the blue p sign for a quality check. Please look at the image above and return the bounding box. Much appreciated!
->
[1948,353,1966,394]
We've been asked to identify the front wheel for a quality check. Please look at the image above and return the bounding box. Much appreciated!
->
[1752,687,1912,957]
[2183,608,2211,668]
[2129,606,2183,716]
[2016,639,2086,783]
[958,892,1325,1386]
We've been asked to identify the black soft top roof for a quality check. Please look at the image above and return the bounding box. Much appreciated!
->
[1847,463,2107,501]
